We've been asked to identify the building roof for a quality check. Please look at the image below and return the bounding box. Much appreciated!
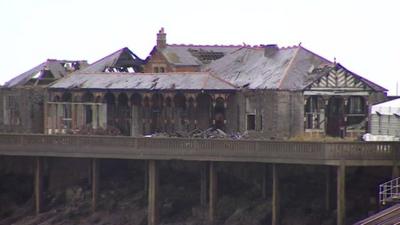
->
[204,45,332,90]
[150,44,241,67]
[78,47,145,73]
[49,72,236,91]
[371,98,400,115]
[4,59,88,88]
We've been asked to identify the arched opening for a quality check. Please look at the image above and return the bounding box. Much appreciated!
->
[214,97,226,130]
[174,93,187,132]
[196,93,212,130]
[117,93,130,135]
[130,93,142,136]
[104,93,116,131]
[61,92,72,102]
[151,93,163,133]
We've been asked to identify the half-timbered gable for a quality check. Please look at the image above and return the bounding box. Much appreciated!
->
[303,64,387,137]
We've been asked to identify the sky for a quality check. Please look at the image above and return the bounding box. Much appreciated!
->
[0,0,399,94]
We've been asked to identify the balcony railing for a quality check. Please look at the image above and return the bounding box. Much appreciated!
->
[0,133,398,165]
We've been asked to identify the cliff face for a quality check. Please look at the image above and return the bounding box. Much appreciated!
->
[0,158,391,225]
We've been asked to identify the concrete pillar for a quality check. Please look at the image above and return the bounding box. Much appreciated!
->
[91,158,100,212]
[34,157,44,215]
[392,165,399,178]
[148,160,159,225]
[272,164,280,225]
[209,162,217,224]
[325,166,331,211]
[337,162,346,225]
[144,160,148,194]
[262,164,267,199]
[200,163,208,207]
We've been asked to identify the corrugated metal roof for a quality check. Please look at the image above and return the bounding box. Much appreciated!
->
[4,59,88,88]
[161,45,241,66]
[371,98,400,115]
[50,72,236,91]
[78,47,145,73]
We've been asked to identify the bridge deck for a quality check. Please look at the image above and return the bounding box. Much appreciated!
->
[0,133,398,166]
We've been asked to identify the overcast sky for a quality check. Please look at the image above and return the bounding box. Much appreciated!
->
[0,0,399,94]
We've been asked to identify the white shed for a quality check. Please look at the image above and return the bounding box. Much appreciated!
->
[370,98,400,137]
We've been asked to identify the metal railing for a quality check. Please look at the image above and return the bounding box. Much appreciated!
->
[380,177,400,205]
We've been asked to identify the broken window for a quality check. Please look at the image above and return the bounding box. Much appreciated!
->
[304,96,324,130]
[346,96,366,130]
[247,114,256,130]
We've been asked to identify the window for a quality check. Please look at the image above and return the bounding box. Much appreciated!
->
[247,114,256,130]
[3,95,20,125]
[348,97,365,114]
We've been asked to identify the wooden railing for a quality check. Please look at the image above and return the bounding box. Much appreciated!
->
[0,133,398,166]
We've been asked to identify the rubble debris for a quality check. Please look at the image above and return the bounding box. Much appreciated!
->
[145,127,248,140]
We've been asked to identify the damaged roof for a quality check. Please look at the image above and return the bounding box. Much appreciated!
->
[78,47,145,73]
[50,72,236,91]
[204,45,331,90]
[153,44,241,66]
[4,59,88,88]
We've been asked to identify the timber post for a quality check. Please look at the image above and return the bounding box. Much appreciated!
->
[34,157,44,215]
[91,158,100,213]
[209,161,217,224]
[272,164,280,225]
[337,161,346,225]
[148,160,159,225]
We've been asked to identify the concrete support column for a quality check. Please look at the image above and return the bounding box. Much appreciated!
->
[148,160,159,225]
[91,158,100,212]
[209,162,217,224]
[200,163,208,207]
[272,164,280,225]
[34,157,44,215]
[337,162,346,225]
[325,166,331,211]
[262,164,267,199]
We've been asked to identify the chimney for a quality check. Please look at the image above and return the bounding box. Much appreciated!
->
[263,44,279,57]
[157,27,167,49]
